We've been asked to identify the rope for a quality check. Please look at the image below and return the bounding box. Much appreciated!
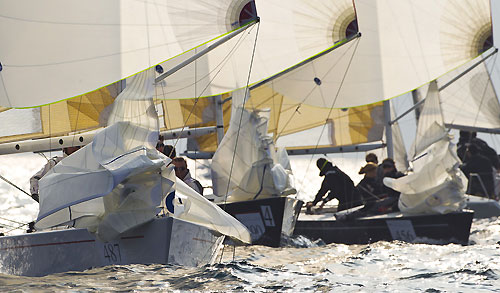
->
[222,21,261,208]
[296,39,361,194]
[0,174,31,198]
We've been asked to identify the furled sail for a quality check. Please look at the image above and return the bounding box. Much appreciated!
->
[35,69,251,243]
[0,0,258,107]
[156,0,491,109]
[211,88,296,202]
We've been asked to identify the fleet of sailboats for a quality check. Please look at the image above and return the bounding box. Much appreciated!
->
[0,0,499,276]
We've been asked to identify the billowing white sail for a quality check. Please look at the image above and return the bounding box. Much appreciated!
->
[36,69,251,243]
[211,88,296,202]
[0,0,257,107]
[157,0,491,109]
[384,136,467,215]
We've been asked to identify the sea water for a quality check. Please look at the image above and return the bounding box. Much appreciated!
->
[1,153,499,292]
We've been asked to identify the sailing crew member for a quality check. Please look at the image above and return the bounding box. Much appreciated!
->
[365,152,384,183]
[457,131,500,171]
[30,146,80,202]
[306,158,363,213]
[380,158,405,199]
[172,157,203,195]
[460,143,495,197]
[156,134,176,160]
[162,145,176,160]
[357,162,385,204]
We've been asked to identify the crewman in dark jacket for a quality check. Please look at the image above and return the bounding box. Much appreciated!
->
[460,143,495,197]
[457,131,500,171]
[306,158,363,212]
[381,158,405,199]
[357,162,385,204]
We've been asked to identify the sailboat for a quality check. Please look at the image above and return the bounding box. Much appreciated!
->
[241,0,494,245]
[153,0,489,245]
[0,1,261,276]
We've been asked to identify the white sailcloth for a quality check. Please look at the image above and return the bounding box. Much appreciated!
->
[384,93,467,215]
[36,69,251,243]
[437,48,500,131]
[157,0,491,109]
[410,81,448,159]
[384,137,467,215]
[211,89,296,202]
[0,0,257,107]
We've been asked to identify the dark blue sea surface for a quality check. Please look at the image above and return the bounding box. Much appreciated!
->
[0,218,499,292]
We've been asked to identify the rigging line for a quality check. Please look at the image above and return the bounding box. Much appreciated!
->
[3,222,29,234]
[0,173,31,197]
[274,40,358,140]
[222,22,261,208]
[169,24,257,150]
[157,25,257,97]
[37,152,49,162]
[0,215,28,226]
[296,39,361,193]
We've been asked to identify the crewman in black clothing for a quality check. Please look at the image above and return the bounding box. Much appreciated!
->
[460,143,495,197]
[357,162,385,204]
[457,131,500,171]
[306,158,363,213]
[381,158,405,198]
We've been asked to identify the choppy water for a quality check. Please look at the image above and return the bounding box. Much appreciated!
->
[1,153,500,291]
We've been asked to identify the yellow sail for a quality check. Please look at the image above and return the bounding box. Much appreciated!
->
[0,86,116,143]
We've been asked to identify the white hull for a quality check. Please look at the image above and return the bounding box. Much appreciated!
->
[0,217,224,277]
[465,195,500,219]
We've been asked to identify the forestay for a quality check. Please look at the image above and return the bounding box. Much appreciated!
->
[36,69,250,243]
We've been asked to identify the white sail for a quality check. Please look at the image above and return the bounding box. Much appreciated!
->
[410,81,448,158]
[36,69,251,243]
[157,0,491,109]
[211,88,296,202]
[0,0,256,107]
[437,48,500,131]
[384,136,467,215]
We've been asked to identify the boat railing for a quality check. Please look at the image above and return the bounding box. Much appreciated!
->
[468,173,493,199]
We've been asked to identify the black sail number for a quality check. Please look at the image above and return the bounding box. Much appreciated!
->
[103,243,122,263]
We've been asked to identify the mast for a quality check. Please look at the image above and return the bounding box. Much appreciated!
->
[383,100,394,159]
[214,95,225,145]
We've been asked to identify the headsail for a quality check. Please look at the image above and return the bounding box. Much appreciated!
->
[35,69,250,243]
[211,88,296,202]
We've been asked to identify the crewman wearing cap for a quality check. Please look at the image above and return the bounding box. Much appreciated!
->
[356,162,385,204]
